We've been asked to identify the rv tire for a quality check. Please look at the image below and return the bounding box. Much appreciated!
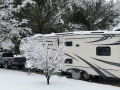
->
[71,70,82,80]
[82,72,91,81]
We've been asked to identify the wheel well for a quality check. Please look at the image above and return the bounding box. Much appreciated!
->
[4,61,8,64]
[4,60,12,65]
[66,68,87,74]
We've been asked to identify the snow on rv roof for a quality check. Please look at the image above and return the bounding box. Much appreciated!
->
[32,31,120,38]
[44,33,56,37]
[56,30,120,35]
[32,33,56,37]
[21,30,120,42]
[32,34,43,37]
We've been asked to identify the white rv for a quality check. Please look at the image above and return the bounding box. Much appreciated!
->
[20,31,120,81]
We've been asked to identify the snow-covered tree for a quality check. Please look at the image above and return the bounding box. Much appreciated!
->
[67,0,119,30]
[5,0,119,38]
[12,0,67,34]
[19,34,66,84]
[0,0,31,50]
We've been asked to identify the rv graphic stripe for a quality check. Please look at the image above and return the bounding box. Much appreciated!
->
[96,41,120,45]
[65,65,91,68]
[91,57,120,67]
[86,35,116,43]
[65,53,79,62]
[73,54,107,77]
[65,37,100,40]
[93,64,118,78]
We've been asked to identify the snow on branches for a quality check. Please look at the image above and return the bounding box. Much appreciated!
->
[0,0,32,48]
[19,34,66,84]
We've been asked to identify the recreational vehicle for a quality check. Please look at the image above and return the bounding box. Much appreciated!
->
[20,31,120,81]
[60,31,120,81]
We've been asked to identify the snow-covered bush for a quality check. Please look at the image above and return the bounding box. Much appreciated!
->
[19,34,66,84]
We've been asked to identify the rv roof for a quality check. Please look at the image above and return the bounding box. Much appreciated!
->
[55,31,120,35]
[21,31,120,41]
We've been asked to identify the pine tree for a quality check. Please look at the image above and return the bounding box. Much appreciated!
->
[68,0,119,30]
[0,0,31,51]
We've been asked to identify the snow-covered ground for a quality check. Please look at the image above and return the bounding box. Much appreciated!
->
[0,69,119,90]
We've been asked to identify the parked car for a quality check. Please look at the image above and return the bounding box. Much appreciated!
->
[0,52,26,69]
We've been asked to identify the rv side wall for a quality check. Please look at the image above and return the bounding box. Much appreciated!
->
[62,34,120,78]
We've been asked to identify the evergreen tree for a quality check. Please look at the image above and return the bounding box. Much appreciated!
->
[68,0,119,30]
[0,0,31,53]
[13,0,69,34]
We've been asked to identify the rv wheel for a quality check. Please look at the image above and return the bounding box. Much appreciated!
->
[82,72,91,81]
[71,70,82,80]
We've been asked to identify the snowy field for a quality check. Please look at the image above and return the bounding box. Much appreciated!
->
[0,69,120,90]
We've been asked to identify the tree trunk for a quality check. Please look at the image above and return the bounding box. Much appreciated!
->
[28,68,31,75]
[47,77,49,84]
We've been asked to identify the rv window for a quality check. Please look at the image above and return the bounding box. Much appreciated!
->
[65,59,72,64]
[65,41,72,46]
[96,47,111,56]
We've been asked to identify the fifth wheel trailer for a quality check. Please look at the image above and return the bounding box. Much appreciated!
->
[20,31,120,80]
[58,31,120,81]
